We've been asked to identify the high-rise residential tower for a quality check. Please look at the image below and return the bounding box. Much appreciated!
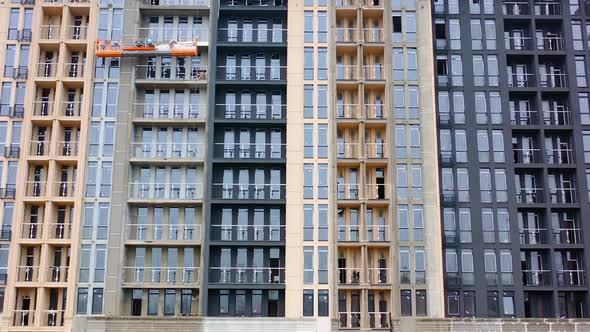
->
[0,0,588,331]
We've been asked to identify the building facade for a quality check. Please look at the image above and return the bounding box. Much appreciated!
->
[0,0,587,331]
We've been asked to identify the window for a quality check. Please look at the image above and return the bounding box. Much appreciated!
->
[181,290,192,315]
[464,291,475,316]
[318,124,328,158]
[304,11,313,42]
[318,164,328,198]
[77,288,88,314]
[446,291,459,316]
[400,247,410,284]
[164,289,175,316]
[304,164,313,199]
[236,290,246,316]
[487,291,499,317]
[303,290,314,316]
[318,246,328,284]
[304,246,314,284]
[318,205,328,241]
[318,290,329,316]
[148,290,159,315]
[304,204,313,241]
[304,85,313,118]
[416,290,427,316]
[484,249,497,286]
[318,12,327,42]
[317,48,327,80]
[401,290,412,316]
[317,85,328,119]
[503,292,515,316]
[304,124,313,158]
[461,249,474,285]
[304,47,314,80]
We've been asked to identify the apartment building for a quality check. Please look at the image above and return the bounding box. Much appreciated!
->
[0,0,587,331]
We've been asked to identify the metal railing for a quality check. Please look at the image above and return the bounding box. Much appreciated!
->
[133,103,206,120]
[363,65,385,80]
[339,312,362,329]
[504,36,533,50]
[554,228,583,245]
[537,36,564,51]
[503,1,530,15]
[123,266,199,284]
[535,2,561,15]
[47,223,70,239]
[21,223,42,239]
[556,270,586,286]
[368,312,390,329]
[337,143,360,159]
[363,28,383,43]
[513,148,541,164]
[55,181,76,197]
[215,143,285,159]
[221,0,286,6]
[519,228,548,245]
[540,73,568,88]
[217,28,286,43]
[32,101,53,116]
[366,224,390,242]
[522,270,552,286]
[128,183,203,200]
[141,0,210,6]
[25,181,46,197]
[336,0,362,7]
[364,142,387,159]
[549,187,576,204]
[335,28,357,43]
[63,63,85,78]
[136,27,208,43]
[515,188,544,203]
[66,25,88,40]
[211,183,285,200]
[17,266,39,282]
[368,267,390,284]
[130,142,205,160]
[210,224,284,242]
[46,266,68,282]
[37,63,57,77]
[13,310,35,327]
[546,148,574,164]
[40,25,61,39]
[216,104,285,120]
[216,66,286,81]
[543,109,571,126]
[56,141,79,157]
[29,141,50,157]
[135,64,208,81]
[338,267,361,284]
[209,267,285,284]
[337,225,361,242]
[59,101,82,117]
[336,65,358,80]
[508,73,535,87]
[126,223,201,241]
[41,310,64,327]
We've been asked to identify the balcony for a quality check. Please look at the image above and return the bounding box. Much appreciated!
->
[537,36,564,51]
[130,142,205,161]
[508,73,536,88]
[335,28,357,43]
[366,224,390,242]
[211,183,285,200]
[63,63,85,78]
[17,266,39,282]
[55,141,78,157]
[540,73,568,88]
[221,0,287,7]
[140,0,210,6]
[25,181,46,197]
[338,268,361,284]
[535,1,561,15]
[41,310,64,327]
[549,188,576,204]
[336,65,358,81]
[136,64,208,82]
[363,28,384,43]
[126,223,202,242]
[46,266,68,283]
[66,25,88,40]
[47,223,71,240]
[503,1,530,15]
[362,0,383,9]
[209,267,285,284]
[522,270,552,286]
[55,182,76,197]
[546,149,574,164]
[337,143,361,159]
[363,65,385,81]
[336,104,387,121]
[32,101,54,117]
[134,103,206,121]
[556,270,586,286]
[519,228,549,245]
[128,183,203,201]
[337,183,388,200]
[337,225,361,242]
[216,66,286,82]
[505,36,533,51]
[123,267,199,285]
[21,223,42,240]
[365,143,387,159]
[216,104,285,120]
[29,141,50,157]
[39,25,61,40]
[543,109,571,126]
[217,28,286,43]
[137,28,208,43]
[339,312,361,329]
[368,312,390,329]
[36,63,57,78]
[552,228,583,246]
[515,188,544,203]
[215,143,286,160]
[13,310,35,327]
[210,224,285,242]
[368,267,391,285]
[336,0,362,8]
[513,148,542,164]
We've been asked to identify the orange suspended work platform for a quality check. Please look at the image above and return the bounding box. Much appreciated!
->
[96,39,198,57]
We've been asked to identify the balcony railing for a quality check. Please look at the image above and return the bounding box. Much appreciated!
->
[336,65,358,80]
[17,266,39,282]
[130,142,205,160]
[549,188,576,204]
[508,73,535,87]
[368,312,390,329]
[47,223,70,239]
[55,181,76,197]
[13,310,35,327]
[339,312,362,329]
[503,1,530,15]
[363,28,383,43]
[25,181,46,197]
[31,101,53,117]
[59,101,82,117]
[365,143,387,159]
[210,224,284,242]
[556,270,586,286]
[46,266,68,282]
[128,183,203,200]
[29,141,50,157]
[126,223,201,241]
[338,267,361,284]
[136,65,208,81]
[537,36,564,51]
[41,310,64,327]
[519,228,549,245]
[535,2,561,15]
[21,223,42,240]
[216,66,286,81]
[365,104,387,119]
[140,0,210,6]
[66,25,88,40]
[363,65,385,81]
[367,224,390,242]
[136,28,208,43]
[513,148,542,164]
[63,63,85,78]
[337,143,360,159]
[543,109,571,126]
[368,268,390,284]
[335,28,357,43]
[337,183,388,200]
[40,25,61,39]
[336,0,362,7]
[546,149,574,164]
[211,183,285,200]
[221,0,286,6]
[362,0,383,8]
[540,73,568,88]
[217,28,286,43]
[216,104,285,120]
[123,267,199,284]
[337,225,361,242]
[209,267,285,284]
[216,143,285,160]
[37,63,57,78]
[56,141,79,157]
[505,36,533,50]
[522,270,552,286]
[134,103,206,120]
[515,188,544,203]
[553,228,582,245]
